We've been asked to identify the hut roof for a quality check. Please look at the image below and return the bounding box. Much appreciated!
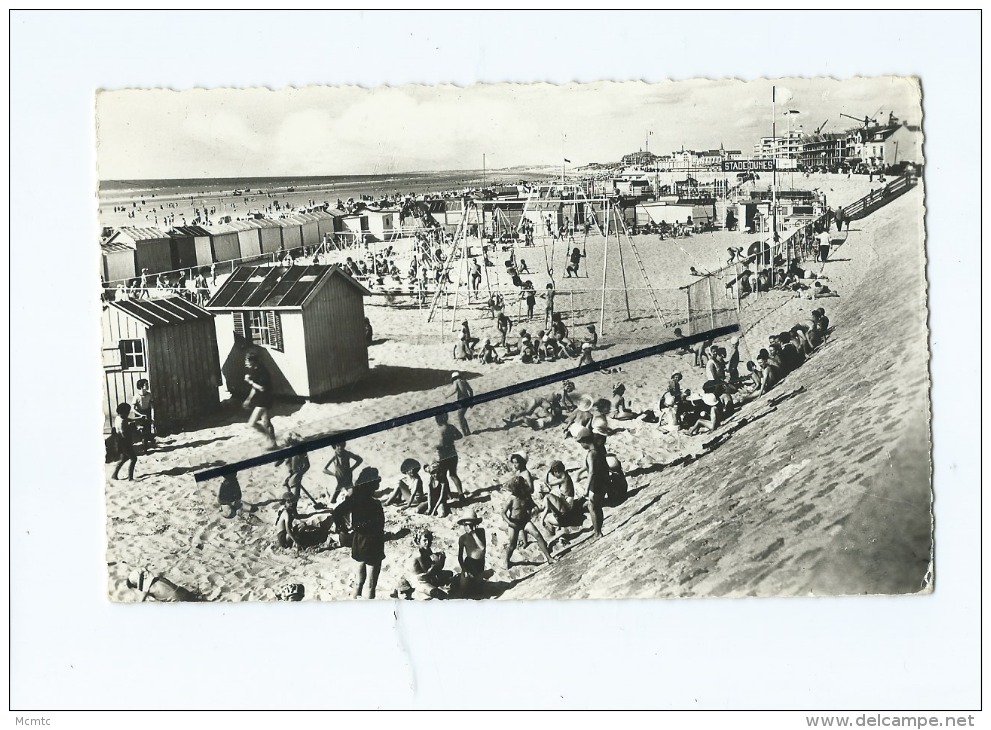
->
[207,264,370,310]
[202,223,239,235]
[109,296,214,327]
[101,239,135,253]
[170,225,212,237]
[110,226,168,242]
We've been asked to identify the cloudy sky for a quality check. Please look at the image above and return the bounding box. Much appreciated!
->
[96,77,922,180]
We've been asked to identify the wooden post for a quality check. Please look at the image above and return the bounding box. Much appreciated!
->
[734,261,742,313]
[450,232,467,334]
[599,201,609,336]
[615,207,632,321]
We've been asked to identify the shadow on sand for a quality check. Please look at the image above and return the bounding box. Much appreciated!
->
[325,365,482,404]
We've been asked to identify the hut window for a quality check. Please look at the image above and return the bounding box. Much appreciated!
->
[120,339,146,370]
[245,310,283,352]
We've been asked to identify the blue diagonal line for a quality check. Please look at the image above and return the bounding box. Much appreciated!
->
[193,324,739,482]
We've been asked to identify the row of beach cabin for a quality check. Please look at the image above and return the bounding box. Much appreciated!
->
[101,264,371,433]
[101,192,823,284]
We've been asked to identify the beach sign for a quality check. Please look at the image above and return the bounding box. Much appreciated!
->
[721,159,776,173]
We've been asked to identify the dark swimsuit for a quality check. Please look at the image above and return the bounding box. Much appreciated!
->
[462,556,484,576]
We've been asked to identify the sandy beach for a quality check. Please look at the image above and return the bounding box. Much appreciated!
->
[104,172,929,602]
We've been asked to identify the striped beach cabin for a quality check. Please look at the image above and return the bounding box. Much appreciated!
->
[101,226,172,282]
[101,297,221,433]
[169,225,214,268]
[203,223,243,264]
[207,265,371,400]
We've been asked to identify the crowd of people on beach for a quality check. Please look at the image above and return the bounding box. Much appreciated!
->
[111,294,833,602]
[107,172,867,602]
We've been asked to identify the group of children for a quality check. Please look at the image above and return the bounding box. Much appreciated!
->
[661,307,833,437]
[454,310,599,369]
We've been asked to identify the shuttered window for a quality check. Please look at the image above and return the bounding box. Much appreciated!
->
[233,311,247,340]
[103,345,123,370]
[265,310,284,352]
[238,310,283,352]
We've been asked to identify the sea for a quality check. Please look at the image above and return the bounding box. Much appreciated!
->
[98,169,557,205]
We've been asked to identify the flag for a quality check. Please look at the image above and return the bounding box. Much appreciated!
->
[564,158,571,163]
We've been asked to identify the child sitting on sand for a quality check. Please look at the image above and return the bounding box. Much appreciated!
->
[610,383,639,421]
[540,460,579,535]
[478,338,503,364]
[577,342,595,367]
[422,462,451,517]
[502,476,554,569]
[216,472,256,519]
[410,528,451,600]
[383,458,425,509]
[457,510,487,595]
[275,492,303,551]
[323,441,364,503]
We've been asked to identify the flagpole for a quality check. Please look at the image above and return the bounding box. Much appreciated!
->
[772,86,778,245]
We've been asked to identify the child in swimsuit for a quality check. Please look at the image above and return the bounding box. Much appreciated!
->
[323,442,364,503]
[507,452,537,496]
[457,510,487,595]
[540,460,577,535]
[274,492,302,551]
[610,383,638,421]
[502,476,553,569]
[383,458,425,508]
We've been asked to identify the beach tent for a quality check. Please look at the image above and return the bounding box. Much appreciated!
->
[102,239,137,283]
[228,220,263,259]
[207,264,371,399]
[204,223,242,264]
[101,296,220,433]
[254,218,284,255]
[278,215,305,251]
[105,227,173,276]
[640,203,696,227]
[295,212,322,247]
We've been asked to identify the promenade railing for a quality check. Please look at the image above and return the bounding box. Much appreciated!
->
[682,173,918,335]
